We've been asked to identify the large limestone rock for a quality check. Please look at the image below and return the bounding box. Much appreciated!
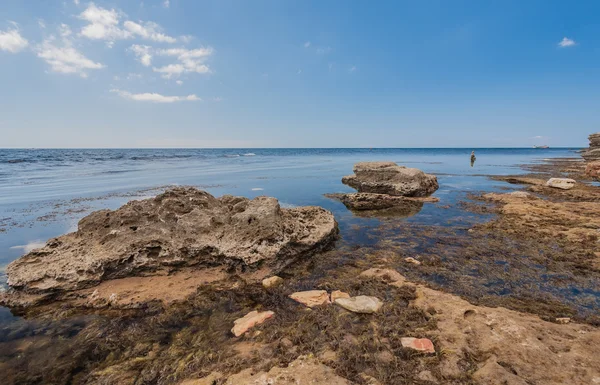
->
[545,177,576,190]
[4,188,338,294]
[582,133,600,161]
[342,161,438,197]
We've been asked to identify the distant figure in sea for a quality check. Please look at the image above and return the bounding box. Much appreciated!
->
[470,151,476,167]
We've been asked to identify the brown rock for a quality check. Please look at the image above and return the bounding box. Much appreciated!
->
[325,192,436,216]
[341,161,439,197]
[585,161,600,178]
[231,310,275,337]
[556,317,571,324]
[331,290,350,302]
[400,337,435,353]
[262,276,283,289]
[4,188,338,297]
[289,290,330,308]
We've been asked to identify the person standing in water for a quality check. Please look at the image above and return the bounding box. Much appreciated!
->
[470,150,476,167]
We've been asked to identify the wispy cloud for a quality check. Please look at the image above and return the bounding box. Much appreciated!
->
[152,47,214,78]
[78,3,177,44]
[0,27,29,53]
[303,41,311,48]
[316,46,331,54]
[348,65,357,73]
[163,0,170,8]
[111,88,200,103]
[558,37,576,48]
[129,44,153,66]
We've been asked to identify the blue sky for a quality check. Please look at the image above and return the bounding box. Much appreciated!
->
[0,0,598,148]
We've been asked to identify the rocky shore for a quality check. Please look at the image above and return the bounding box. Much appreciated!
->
[1,155,600,385]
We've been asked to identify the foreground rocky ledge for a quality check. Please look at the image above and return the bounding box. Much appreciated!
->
[1,187,338,305]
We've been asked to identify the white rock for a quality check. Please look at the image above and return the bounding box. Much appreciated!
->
[334,296,383,314]
[545,178,576,190]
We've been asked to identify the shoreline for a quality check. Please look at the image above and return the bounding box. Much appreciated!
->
[0,153,599,384]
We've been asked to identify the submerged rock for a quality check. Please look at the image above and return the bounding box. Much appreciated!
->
[325,192,438,217]
[3,187,338,296]
[231,310,275,337]
[289,290,330,308]
[342,161,439,197]
[334,295,383,314]
[545,178,576,190]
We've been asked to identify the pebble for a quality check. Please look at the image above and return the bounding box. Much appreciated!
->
[289,290,330,308]
[400,337,435,353]
[262,276,283,289]
[231,310,275,337]
[334,296,383,314]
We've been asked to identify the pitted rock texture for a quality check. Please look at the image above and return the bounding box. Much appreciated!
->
[4,187,338,294]
[341,161,438,197]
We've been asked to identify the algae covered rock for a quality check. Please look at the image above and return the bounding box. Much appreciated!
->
[4,187,338,294]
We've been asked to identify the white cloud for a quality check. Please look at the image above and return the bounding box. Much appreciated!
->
[129,44,152,66]
[175,80,183,85]
[316,46,331,54]
[151,46,213,78]
[74,0,80,5]
[163,0,170,8]
[304,41,311,48]
[38,19,46,29]
[36,29,104,77]
[79,3,130,41]
[0,28,29,53]
[111,88,200,103]
[79,3,177,43]
[558,37,576,48]
[348,65,357,73]
[212,96,222,102]
[124,21,176,43]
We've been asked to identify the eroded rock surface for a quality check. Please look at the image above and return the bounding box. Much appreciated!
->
[342,162,439,197]
[3,188,338,296]
[545,177,576,190]
[325,193,438,217]
[581,132,600,161]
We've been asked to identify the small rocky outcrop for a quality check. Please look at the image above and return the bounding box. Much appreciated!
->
[342,161,439,197]
[585,161,600,179]
[581,133,600,161]
[3,188,338,298]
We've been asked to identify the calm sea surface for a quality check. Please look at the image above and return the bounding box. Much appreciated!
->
[0,147,582,323]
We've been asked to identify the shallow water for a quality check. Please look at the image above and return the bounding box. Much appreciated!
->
[0,147,581,325]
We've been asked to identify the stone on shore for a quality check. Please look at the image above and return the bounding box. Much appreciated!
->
[342,161,439,197]
[231,310,275,337]
[330,290,350,302]
[400,337,435,354]
[262,276,283,289]
[404,257,421,265]
[545,178,576,190]
[3,187,338,296]
[289,290,330,308]
[334,295,383,314]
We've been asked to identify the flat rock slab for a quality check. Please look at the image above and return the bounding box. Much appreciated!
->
[231,310,275,337]
[334,295,383,314]
[341,161,439,197]
[400,337,435,353]
[4,187,338,296]
[289,290,331,308]
[545,178,576,190]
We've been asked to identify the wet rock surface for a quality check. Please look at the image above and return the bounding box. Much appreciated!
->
[2,187,338,299]
[341,161,439,197]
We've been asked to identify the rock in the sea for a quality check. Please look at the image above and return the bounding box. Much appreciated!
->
[325,192,437,217]
[400,337,435,353]
[582,133,600,161]
[4,188,338,295]
[342,161,439,197]
[289,290,330,308]
[262,276,284,289]
[545,178,576,190]
[231,310,275,337]
[585,161,600,179]
[330,290,350,302]
[334,295,383,314]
